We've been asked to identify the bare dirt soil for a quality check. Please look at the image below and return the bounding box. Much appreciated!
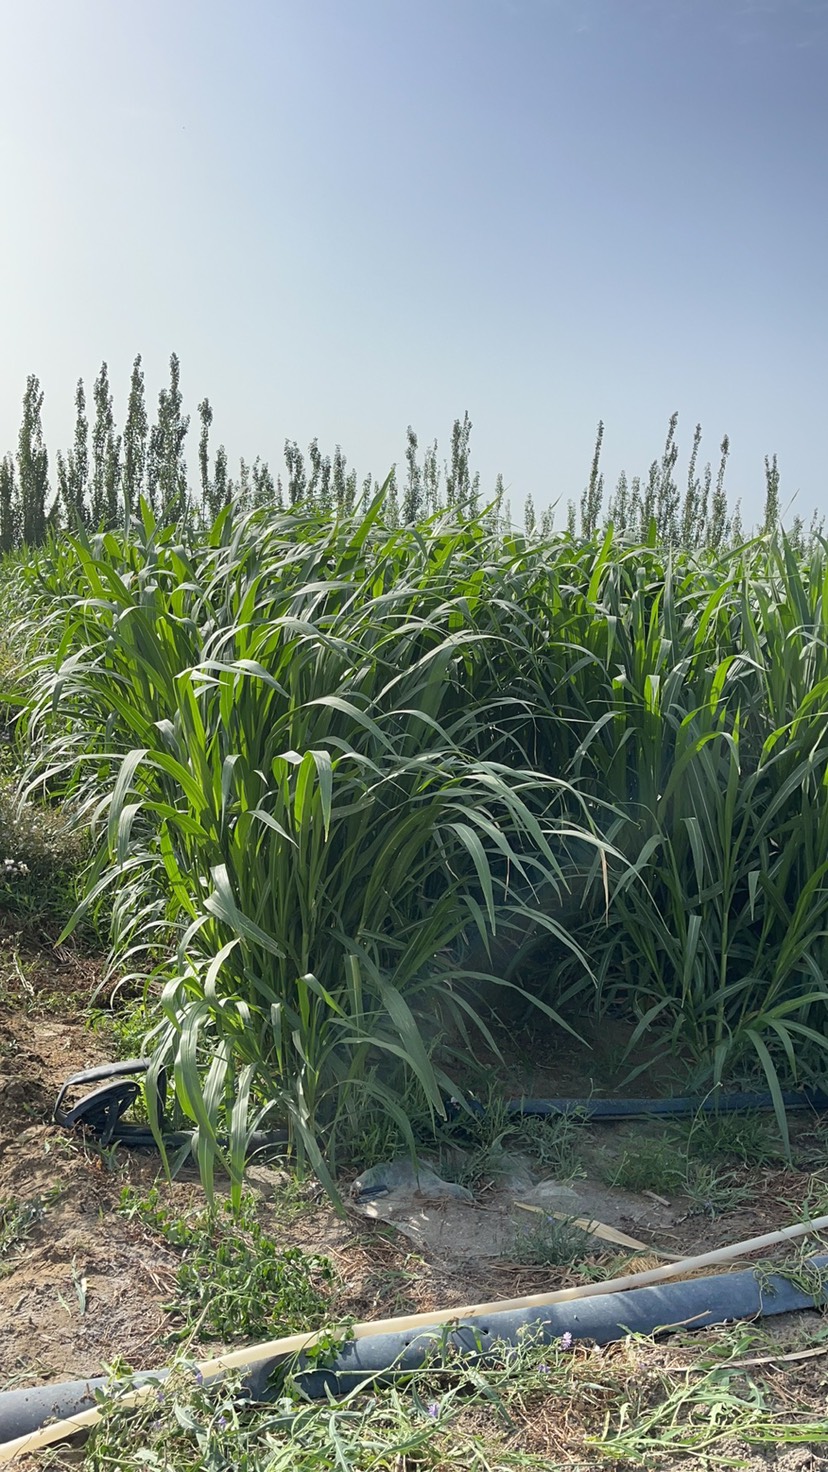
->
[2,924,828,1469]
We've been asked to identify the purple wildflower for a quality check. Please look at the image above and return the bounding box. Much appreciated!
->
[537,1362,550,1375]
[560,1332,573,1351]
[426,1402,440,1419]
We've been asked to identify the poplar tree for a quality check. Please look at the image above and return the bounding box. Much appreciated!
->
[123,355,148,514]
[708,435,731,550]
[628,476,642,537]
[641,458,658,537]
[402,427,423,523]
[90,362,121,528]
[580,420,604,537]
[445,412,472,511]
[57,378,89,527]
[148,354,189,521]
[423,439,440,515]
[198,398,213,512]
[700,461,712,542]
[385,464,399,526]
[332,445,347,513]
[252,457,275,507]
[345,469,357,513]
[237,457,252,513]
[0,455,19,553]
[491,472,505,534]
[763,453,780,535]
[17,376,49,546]
[730,499,744,546]
[304,439,331,511]
[284,441,307,505]
[213,445,229,515]
[608,470,629,535]
[317,453,332,512]
[655,413,680,545]
[307,439,322,503]
[679,423,703,549]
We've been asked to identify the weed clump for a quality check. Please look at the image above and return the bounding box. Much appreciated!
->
[0,1190,59,1275]
[0,778,90,929]
[119,1187,336,1340]
[512,1211,595,1267]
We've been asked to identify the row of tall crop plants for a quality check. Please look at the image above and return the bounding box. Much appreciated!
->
[10,489,828,1191]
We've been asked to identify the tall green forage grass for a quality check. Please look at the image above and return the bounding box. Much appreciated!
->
[16,493,828,1180]
[21,496,606,1196]
[541,534,828,1148]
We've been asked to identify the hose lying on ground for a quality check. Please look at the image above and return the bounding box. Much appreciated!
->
[53,1059,828,1151]
[498,1087,828,1119]
[3,1212,828,1463]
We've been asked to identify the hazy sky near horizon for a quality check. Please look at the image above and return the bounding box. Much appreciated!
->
[1,0,826,525]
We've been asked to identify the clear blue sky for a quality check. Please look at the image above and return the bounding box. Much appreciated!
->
[1,0,826,525]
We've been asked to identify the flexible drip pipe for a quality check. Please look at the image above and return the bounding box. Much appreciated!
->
[3,1212,828,1462]
[499,1087,828,1120]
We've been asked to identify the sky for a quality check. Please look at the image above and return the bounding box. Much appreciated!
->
[1,0,827,527]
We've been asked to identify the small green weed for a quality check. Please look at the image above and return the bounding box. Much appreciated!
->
[590,1363,828,1461]
[89,1001,155,1061]
[682,1159,752,1217]
[119,1187,336,1340]
[565,1252,640,1283]
[82,1327,578,1472]
[338,1082,436,1173]
[605,1134,752,1213]
[512,1211,596,1267]
[507,1111,588,1180]
[671,1108,784,1166]
[417,1095,589,1191]
[0,1190,59,1275]
[753,1241,828,1303]
[0,947,91,1017]
[605,1137,685,1194]
[427,1096,514,1189]
[362,1250,428,1315]
[85,1366,471,1472]
[51,1308,828,1471]
[787,1169,828,1223]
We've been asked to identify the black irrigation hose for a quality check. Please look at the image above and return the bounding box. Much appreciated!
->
[276,1255,828,1398]
[463,1087,828,1120]
[2,1258,827,1446]
[53,1058,828,1154]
